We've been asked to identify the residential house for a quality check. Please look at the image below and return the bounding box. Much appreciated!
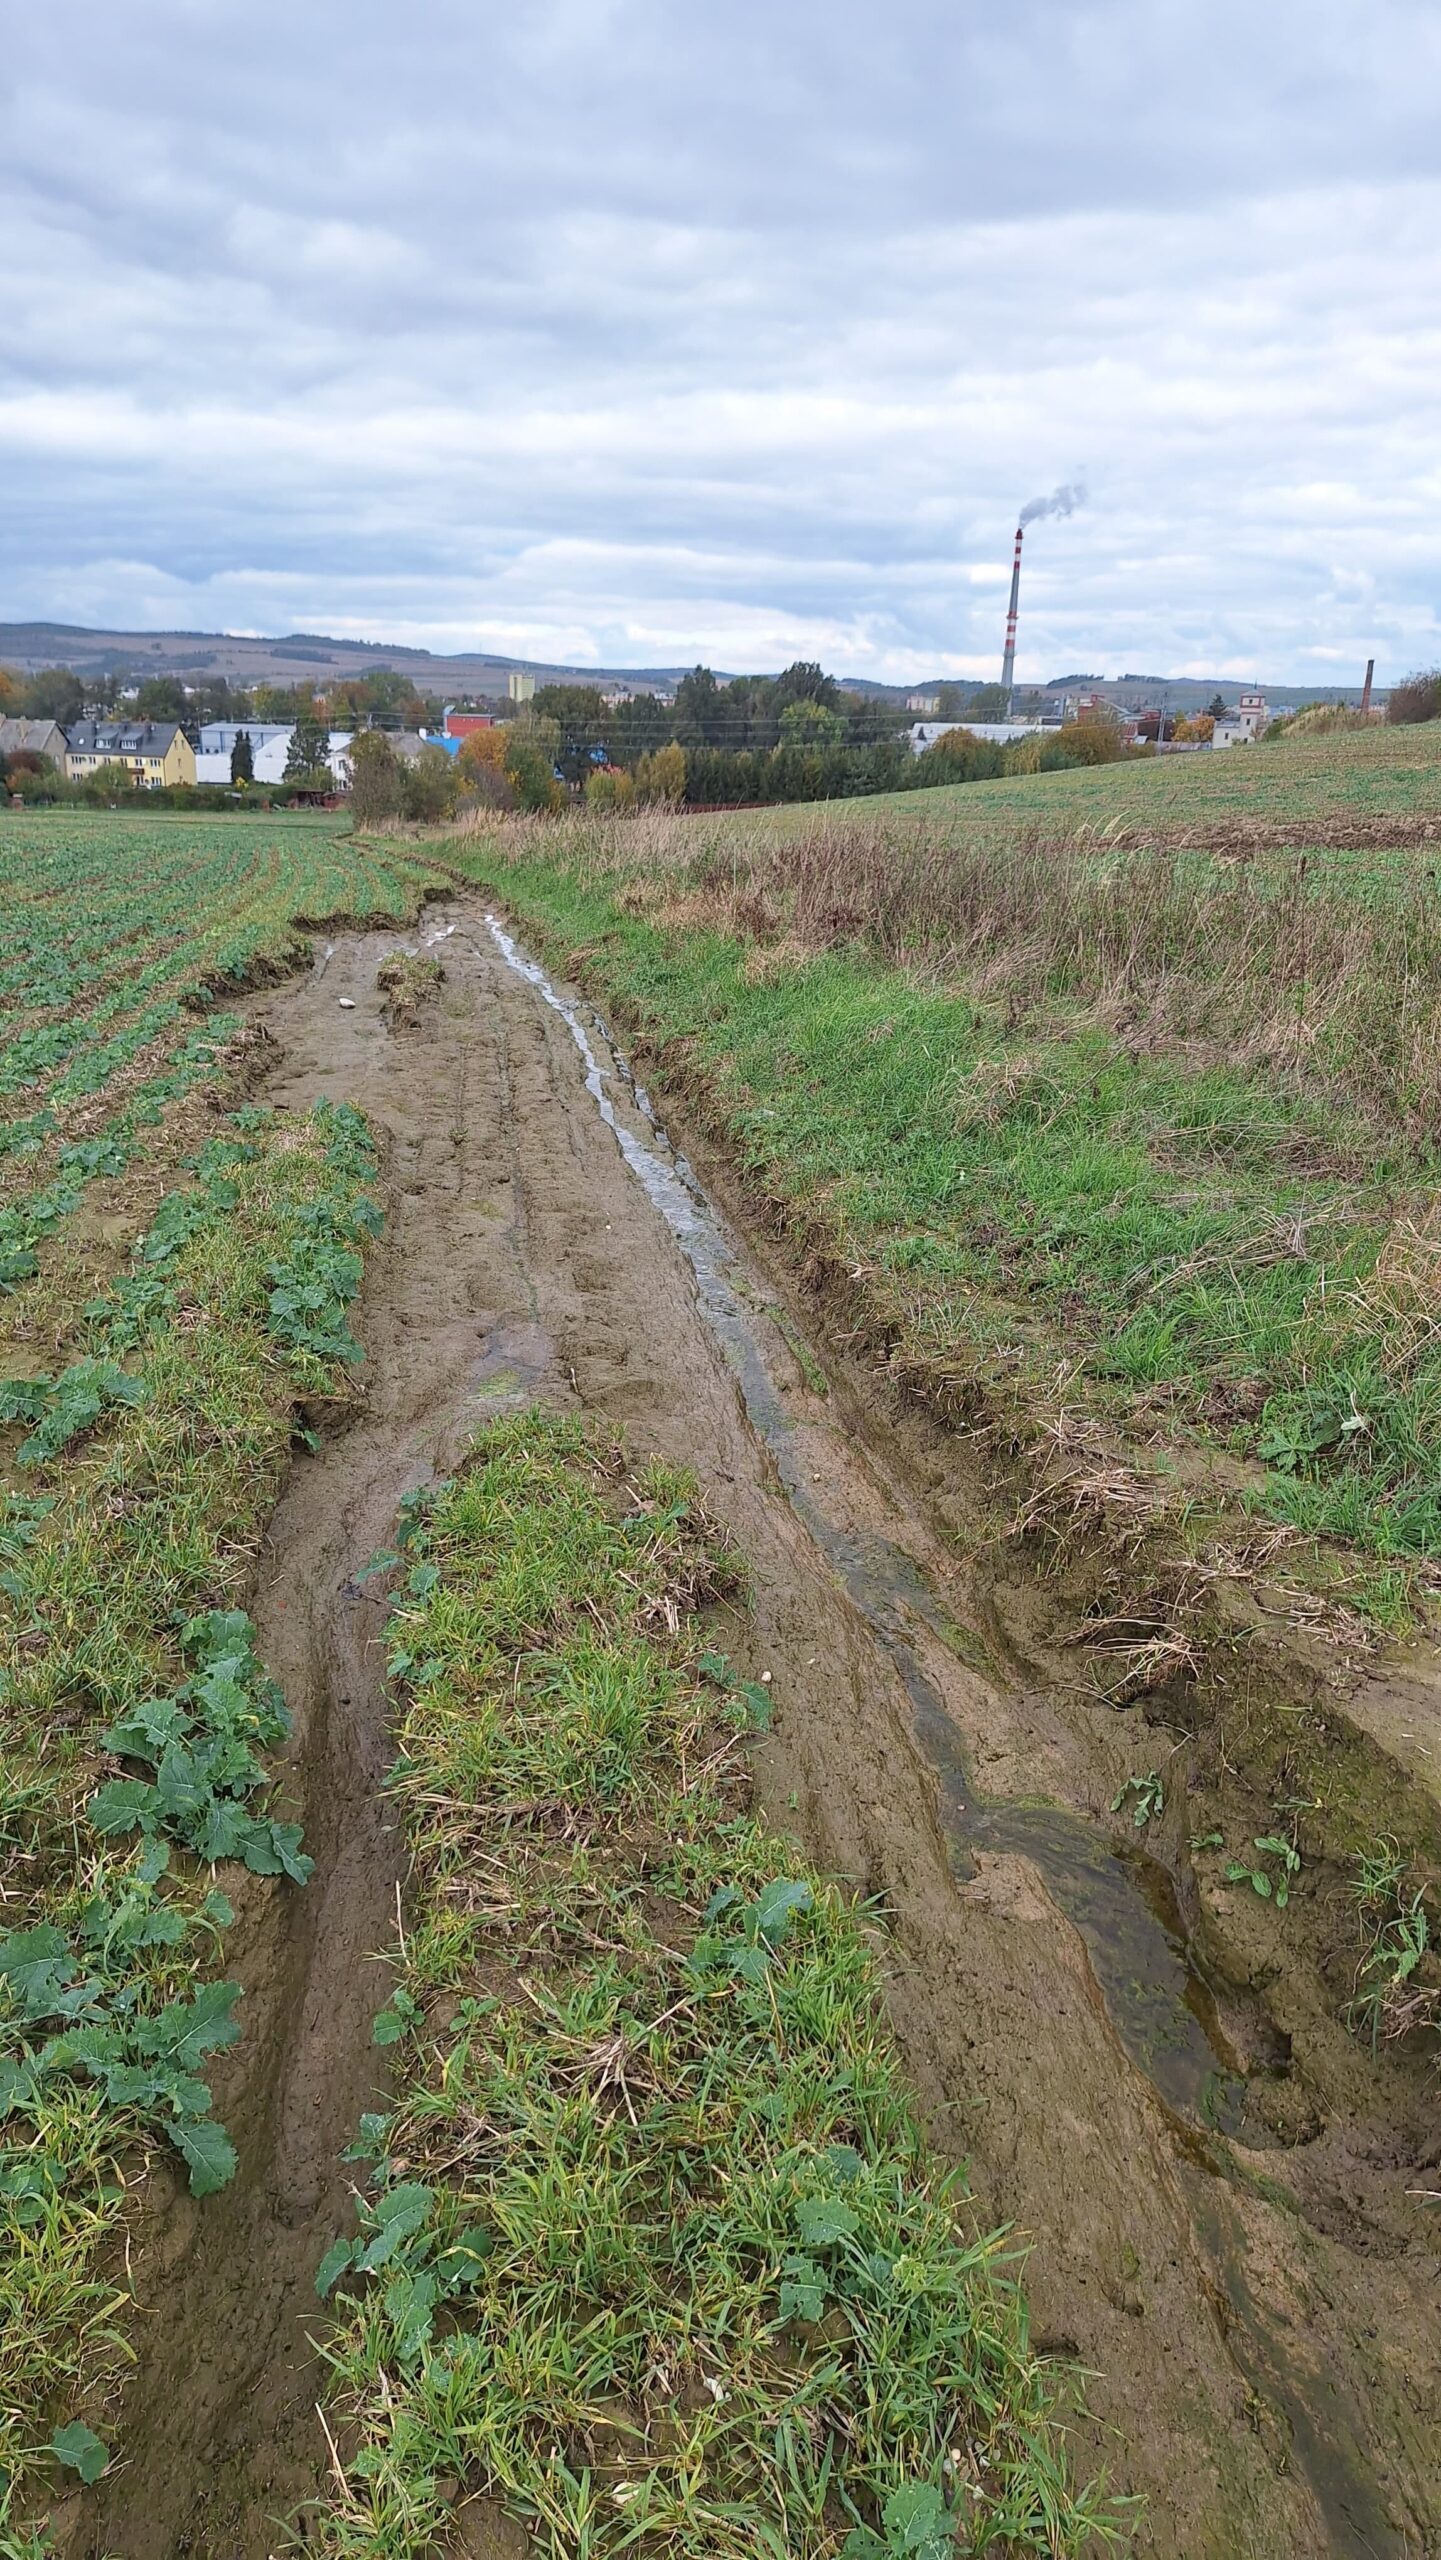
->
[66,721,196,788]
[0,716,71,768]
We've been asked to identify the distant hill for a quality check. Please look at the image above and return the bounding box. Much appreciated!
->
[900,673,1384,713]
[0,621,1384,710]
[0,621,711,696]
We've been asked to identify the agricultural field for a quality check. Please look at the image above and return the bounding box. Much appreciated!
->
[5,751,1441,2557]
[0,813,442,2544]
[436,724,1441,2542]
[859,715,1441,844]
[466,730,1441,1616]
[0,809,1114,2558]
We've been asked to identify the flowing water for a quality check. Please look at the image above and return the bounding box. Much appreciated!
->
[483,913,1246,2130]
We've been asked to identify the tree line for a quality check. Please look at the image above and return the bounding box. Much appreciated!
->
[0,661,447,742]
[2,649,1151,820]
[499,665,1128,810]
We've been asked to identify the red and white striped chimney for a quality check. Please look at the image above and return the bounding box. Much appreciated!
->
[1000,525,1023,708]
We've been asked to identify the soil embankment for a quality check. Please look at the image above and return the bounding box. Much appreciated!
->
[76,898,1439,2558]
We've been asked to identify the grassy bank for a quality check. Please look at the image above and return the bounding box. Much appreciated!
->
[312,1411,1117,2558]
[443,804,1441,1635]
[0,1101,382,2543]
[853,714,1441,840]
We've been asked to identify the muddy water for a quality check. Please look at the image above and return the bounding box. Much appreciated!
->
[75,899,1436,2560]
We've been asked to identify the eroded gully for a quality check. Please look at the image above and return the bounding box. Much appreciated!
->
[72,897,1435,2560]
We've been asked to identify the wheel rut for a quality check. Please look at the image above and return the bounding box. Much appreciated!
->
[70,897,1437,2560]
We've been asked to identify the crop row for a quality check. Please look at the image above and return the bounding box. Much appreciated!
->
[0,1101,384,2539]
[0,813,447,1296]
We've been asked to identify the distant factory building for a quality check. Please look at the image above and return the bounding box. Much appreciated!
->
[193,724,357,785]
[194,722,296,782]
[909,719,1046,753]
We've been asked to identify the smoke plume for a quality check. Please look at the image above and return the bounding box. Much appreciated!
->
[1018,481,1086,527]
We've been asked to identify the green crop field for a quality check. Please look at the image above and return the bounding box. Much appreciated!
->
[0,811,442,1297]
[0,811,443,2536]
[5,756,1440,2551]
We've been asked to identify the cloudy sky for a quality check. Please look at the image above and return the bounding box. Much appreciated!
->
[4,2,1439,683]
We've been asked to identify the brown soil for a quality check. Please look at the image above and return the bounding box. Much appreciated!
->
[65,897,1441,2560]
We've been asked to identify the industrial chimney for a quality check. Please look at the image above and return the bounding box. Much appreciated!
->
[1360,657,1375,717]
[1000,525,1023,710]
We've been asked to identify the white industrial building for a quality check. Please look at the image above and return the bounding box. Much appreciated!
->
[909,719,1048,753]
[194,723,354,785]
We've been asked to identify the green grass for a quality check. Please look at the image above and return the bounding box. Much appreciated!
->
[850,717,1441,840]
[311,1411,1121,2558]
[0,1100,383,2535]
[444,831,1441,1602]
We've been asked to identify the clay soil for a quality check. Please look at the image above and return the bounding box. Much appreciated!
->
[67,897,1441,2560]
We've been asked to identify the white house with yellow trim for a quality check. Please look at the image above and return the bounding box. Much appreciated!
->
[65,720,196,788]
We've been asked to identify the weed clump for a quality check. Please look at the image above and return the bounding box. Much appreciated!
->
[376,949,444,1027]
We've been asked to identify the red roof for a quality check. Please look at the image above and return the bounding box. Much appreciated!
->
[444,712,496,737]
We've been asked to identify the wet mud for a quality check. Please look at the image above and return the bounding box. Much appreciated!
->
[74,899,1441,2559]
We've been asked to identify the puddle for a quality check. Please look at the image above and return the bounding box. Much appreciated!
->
[484,915,1246,2130]
[467,1316,552,1412]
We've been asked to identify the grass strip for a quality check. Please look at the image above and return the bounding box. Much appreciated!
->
[0,1100,381,2540]
[452,823,1441,1620]
[311,1410,1121,2558]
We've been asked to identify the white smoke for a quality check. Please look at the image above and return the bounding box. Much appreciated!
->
[1018,481,1086,528]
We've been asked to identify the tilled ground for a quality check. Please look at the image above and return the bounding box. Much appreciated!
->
[70,897,1441,2560]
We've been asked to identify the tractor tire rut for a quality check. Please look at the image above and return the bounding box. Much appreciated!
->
[71,897,1439,2560]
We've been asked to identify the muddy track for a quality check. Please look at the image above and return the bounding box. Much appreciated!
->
[74,897,1439,2560]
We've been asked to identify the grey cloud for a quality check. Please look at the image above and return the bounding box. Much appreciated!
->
[3,4,1441,680]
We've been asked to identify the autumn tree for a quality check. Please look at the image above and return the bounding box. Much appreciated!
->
[399,745,461,822]
[634,742,686,803]
[779,696,846,749]
[348,729,402,825]
[504,718,564,813]
[134,676,190,725]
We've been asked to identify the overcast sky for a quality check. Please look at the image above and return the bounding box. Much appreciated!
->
[4,2,1439,683]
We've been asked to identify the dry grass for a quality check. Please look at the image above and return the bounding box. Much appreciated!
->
[457,800,1441,1137]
